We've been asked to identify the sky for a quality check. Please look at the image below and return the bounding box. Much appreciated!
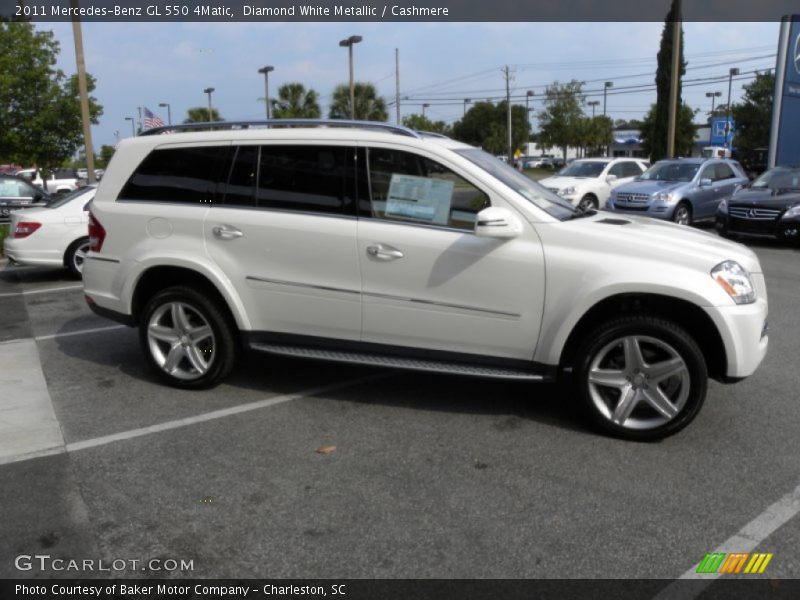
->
[40,21,781,149]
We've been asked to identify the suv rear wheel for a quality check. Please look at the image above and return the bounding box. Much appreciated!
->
[572,316,707,441]
[139,286,236,389]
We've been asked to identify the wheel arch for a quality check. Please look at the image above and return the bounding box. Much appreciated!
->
[558,293,727,381]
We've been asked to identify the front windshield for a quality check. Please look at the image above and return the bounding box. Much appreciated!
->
[455,148,575,220]
[751,167,800,190]
[47,185,94,209]
[556,161,608,178]
[640,161,700,182]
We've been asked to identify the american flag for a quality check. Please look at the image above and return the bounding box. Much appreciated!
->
[143,107,165,130]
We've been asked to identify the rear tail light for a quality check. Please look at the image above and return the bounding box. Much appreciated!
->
[13,222,41,238]
[88,211,106,252]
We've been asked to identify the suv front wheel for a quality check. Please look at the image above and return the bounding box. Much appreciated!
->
[140,286,236,389]
[572,316,707,441]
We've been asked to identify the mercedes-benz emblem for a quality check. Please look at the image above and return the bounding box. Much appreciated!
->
[748,208,757,218]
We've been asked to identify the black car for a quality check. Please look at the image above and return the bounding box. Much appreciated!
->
[0,174,50,222]
[716,166,800,244]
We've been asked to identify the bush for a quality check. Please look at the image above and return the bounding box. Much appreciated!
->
[0,224,8,257]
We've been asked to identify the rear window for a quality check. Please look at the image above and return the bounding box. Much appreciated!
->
[118,146,231,204]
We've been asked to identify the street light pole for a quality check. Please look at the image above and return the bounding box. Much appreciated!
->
[339,35,363,120]
[158,102,171,125]
[588,100,600,118]
[463,98,471,117]
[125,117,135,138]
[603,81,613,116]
[724,68,739,148]
[258,66,274,120]
[705,91,721,145]
[422,103,430,118]
[203,87,215,122]
[526,90,534,128]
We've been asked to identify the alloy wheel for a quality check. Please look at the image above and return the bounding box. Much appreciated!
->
[146,301,216,381]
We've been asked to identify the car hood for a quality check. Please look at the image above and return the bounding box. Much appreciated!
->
[549,213,761,274]
[614,180,687,195]
[730,187,800,209]
[539,176,597,188]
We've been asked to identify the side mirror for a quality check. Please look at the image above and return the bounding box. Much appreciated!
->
[699,178,712,187]
[606,174,618,184]
[474,206,523,239]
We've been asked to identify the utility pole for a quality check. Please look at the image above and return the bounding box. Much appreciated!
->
[724,67,740,148]
[70,0,95,184]
[395,48,401,124]
[504,66,513,163]
[666,0,682,158]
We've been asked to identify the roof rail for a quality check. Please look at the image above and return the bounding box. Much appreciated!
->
[139,119,422,138]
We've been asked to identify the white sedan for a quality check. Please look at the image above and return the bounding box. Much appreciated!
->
[4,186,95,277]
[539,158,649,211]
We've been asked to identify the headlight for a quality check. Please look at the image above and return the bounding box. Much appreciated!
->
[717,199,728,213]
[781,204,800,219]
[655,191,675,203]
[558,186,576,197]
[711,261,756,305]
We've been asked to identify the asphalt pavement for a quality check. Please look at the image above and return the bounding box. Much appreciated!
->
[0,238,798,583]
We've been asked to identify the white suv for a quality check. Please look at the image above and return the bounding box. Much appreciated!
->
[83,121,768,440]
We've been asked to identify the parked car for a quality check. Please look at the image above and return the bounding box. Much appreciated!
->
[15,167,82,194]
[4,185,96,277]
[715,166,800,245]
[83,120,768,441]
[524,156,551,169]
[606,158,749,225]
[0,174,50,223]
[539,158,648,211]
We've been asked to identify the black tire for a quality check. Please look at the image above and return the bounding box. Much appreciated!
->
[571,316,707,441]
[139,286,237,389]
[64,237,91,278]
[672,202,693,226]
[578,194,599,212]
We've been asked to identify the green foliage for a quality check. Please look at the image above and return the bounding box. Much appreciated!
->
[0,224,8,257]
[577,115,614,155]
[402,114,451,135]
[97,144,116,168]
[731,71,774,155]
[640,0,695,161]
[536,80,586,158]
[452,101,530,155]
[183,107,223,123]
[328,83,388,121]
[0,23,103,169]
[271,83,321,118]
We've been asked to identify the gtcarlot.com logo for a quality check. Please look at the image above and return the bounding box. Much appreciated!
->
[14,554,194,573]
[696,552,773,574]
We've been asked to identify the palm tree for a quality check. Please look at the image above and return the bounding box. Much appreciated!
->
[328,83,388,121]
[270,83,321,119]
[183,107,223,123]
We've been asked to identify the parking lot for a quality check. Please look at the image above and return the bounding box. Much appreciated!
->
[1,236,799,582]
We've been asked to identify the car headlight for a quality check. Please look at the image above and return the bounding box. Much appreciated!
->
[717,199,728,214]
[655,191,675,203]
[781,204,800,219]
[558,186,576,197]
[711,261,756,305]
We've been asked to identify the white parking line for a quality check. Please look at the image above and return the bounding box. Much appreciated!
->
[654,483,800,598]
[34,324,127,341]
[0,284,84,298]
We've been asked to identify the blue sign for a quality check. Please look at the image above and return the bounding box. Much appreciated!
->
[710,118,735,146]
[772,15,800,167]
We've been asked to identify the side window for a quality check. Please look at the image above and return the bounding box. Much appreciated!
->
[714,163,735,180]
[700,165,716,182]
[119,146,230,204]
[622,162,644,178]
[365,148,490,231]
[255,145,354,216]
[608,163,626,178]
[0,178,33,198]
[220,145,258,207]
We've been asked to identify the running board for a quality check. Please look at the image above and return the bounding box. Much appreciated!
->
[249,343,546,381]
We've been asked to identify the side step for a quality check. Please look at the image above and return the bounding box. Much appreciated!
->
[250,343,546,381]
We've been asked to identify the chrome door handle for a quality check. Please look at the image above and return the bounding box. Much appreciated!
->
[367,243,404,260]
[212,225,243,240]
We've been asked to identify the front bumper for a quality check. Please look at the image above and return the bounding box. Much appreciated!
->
[716,212,800,241]
[705,294,768,380]
[607,200,674,220]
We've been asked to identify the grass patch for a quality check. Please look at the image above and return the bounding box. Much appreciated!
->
[0,223,8,257]
[523,167,557,181]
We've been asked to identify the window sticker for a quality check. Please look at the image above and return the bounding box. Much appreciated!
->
[385,174,454,225]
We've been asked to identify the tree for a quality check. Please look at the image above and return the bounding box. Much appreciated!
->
[183,107,223,123]
[402,114,451,136]
[579,115,614,156]
[270,83,321,118]
[614,119,643,130]
[451,101,530,155]
[536,80,585,160]
[328,83,388,121]
[97,144,116,169]
[0,23,103,169]
[731,71,774,155]
[639,0,695,161]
